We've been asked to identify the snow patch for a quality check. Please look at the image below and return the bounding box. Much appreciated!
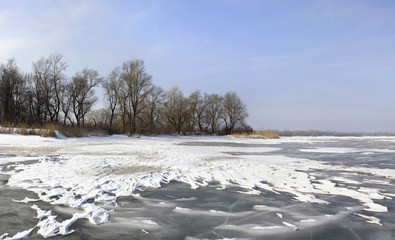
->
[251,225,282,230]
[300,219,316,223]
[4,228,34,240]
[354,213,382,226]
[13,197,39,203]
[282,221,298,231]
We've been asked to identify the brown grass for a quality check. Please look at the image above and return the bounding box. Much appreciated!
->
[0,123,57,137]
[0,123,110,138]
[0,127,14,134]
[56,125,108,138]
[38,124,57,137]
[232,131,280,139]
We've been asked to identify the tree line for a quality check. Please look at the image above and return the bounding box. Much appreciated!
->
[0,53,250,135]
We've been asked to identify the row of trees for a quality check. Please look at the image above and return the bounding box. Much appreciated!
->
[0,53,100,128]
[0,53,249,135]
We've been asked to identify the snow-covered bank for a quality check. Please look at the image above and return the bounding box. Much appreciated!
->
[1,134,395,238]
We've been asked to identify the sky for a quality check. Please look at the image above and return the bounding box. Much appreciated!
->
[1,0,395,132]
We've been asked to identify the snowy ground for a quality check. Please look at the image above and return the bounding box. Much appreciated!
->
[0,134,395,239]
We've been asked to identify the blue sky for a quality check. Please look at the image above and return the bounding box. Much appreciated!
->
[1,0,395,132]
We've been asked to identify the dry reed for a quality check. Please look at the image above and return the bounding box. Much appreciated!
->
[232,131,280,139]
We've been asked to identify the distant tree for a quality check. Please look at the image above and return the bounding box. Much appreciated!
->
[1,54,252,136]
[116,76,129,133]
[188,90,208,133]
[27,70,45,123]
[70,68,101,127]
[204,93,223,134]
[144,85,164,134]
[103,67,120,132]
[48,53,68,122]
[32,56,50,122]
[222,91,248,134]
[233,120,253,133]
[32,53,67,123]
[163,87,189,134]
[0,59,27,123]
[120,59,152,135]
[60,82,74,126]
[86,108,107,129]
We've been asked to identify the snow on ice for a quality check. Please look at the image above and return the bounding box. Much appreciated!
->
[0,134,394,238]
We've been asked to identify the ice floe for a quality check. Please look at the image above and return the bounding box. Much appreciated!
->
[1,134,395,238]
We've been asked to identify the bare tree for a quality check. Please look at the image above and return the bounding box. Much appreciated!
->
[13,74,29,123]
[222,91,248,134]
[31,53,67,123]
[70,68,101,127]
[118,88,129,134]
[60,82,74,126]
[188,90,208,133]
[1,53,252,136]
[144,85,164,134]
[163,87,189,134]
[0,59,27,123]
[103,67,120,133]
[204,93,223,134]
[86,108,107,129]
[120,59,152,135]
[48,53,68,122]
[32,56,51,122]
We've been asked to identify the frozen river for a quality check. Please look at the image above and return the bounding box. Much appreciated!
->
[0,134,395,239]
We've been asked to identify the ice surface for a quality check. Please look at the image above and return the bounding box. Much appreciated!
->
[299,147,395,154]
[300,147,360,153]
[128,219,160,230]
[253,205,283,212]
[1,134,395,238]
[31,204,52,219]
